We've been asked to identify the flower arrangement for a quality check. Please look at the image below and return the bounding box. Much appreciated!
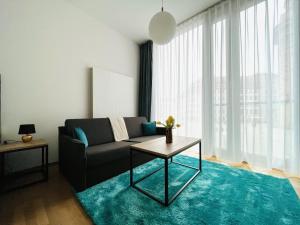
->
[156,116,180,143]
[156,115,180,129]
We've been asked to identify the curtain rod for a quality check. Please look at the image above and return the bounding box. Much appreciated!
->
[177,0,227,26]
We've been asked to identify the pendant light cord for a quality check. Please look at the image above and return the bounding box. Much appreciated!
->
[161,0,164,12]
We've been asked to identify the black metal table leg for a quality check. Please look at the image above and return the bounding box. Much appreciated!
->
[199,142,202,171]
[130,148,133,186]
[45,145,48,181]
[0,153,4,191]
[0,153,4,178]
[164,158,169,206]
[42,146,45,172]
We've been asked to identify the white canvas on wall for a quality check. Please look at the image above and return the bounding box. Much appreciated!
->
[92,67,136,118]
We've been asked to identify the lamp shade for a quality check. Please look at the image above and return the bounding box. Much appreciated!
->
[149,11,176,45]
[18,124,36,134]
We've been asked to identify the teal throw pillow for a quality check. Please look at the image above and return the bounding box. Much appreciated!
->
[74,127,88,148]
[142,122,157,136]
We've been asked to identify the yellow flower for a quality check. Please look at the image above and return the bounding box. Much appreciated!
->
[164,115,174,128]
[167,115,175,124]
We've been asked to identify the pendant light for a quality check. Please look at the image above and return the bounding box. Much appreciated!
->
[149,0,176,45]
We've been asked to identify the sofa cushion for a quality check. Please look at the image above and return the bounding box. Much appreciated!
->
[74,127,88,148]
[124,117,147,138]
[86,141,133,167]
[65,118,114,146]
[142,122,157,136]
[125,135,164,143]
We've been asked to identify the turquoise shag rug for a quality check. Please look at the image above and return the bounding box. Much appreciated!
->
[76,155,300,225]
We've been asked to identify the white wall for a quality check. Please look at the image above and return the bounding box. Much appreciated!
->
[0,0,139,172]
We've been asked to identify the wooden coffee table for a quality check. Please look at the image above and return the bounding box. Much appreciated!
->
[130,136,201,206]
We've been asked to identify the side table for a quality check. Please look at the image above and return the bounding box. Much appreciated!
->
[0,139,48,193]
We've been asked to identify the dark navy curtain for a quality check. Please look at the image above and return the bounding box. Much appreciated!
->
[138,40,153,121]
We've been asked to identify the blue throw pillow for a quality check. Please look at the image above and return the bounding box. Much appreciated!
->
[142,122,157,136]
[74,127,88,148]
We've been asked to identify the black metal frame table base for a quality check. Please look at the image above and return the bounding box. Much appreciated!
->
[130,142,201,206]
[0,145,48,193]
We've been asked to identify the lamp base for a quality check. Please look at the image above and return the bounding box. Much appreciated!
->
[22,135,32,143]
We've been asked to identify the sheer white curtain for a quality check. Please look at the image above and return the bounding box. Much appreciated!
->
[151,15,204,138]
[152,0,300,175]
[238,0,300,172]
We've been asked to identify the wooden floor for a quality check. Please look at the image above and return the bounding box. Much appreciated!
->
[1,151,299,225]
[0,166,92,225]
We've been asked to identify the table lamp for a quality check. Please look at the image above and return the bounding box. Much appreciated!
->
[18,124,36,143]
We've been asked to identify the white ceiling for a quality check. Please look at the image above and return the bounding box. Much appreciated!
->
[67,0,220,43]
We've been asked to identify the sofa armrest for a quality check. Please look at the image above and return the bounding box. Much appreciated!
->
[59,131,87,191]
[156,126,166,135]
[58,126,68,136]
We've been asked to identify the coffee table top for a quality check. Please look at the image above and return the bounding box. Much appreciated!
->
[131,136,201,158]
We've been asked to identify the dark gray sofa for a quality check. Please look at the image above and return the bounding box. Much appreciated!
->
[58,117,165,192]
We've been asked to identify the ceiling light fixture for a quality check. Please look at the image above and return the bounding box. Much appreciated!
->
[149,0,176,45]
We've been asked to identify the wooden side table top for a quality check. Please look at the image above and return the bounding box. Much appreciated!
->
[0,139,48,154]
[131,136,201,158]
